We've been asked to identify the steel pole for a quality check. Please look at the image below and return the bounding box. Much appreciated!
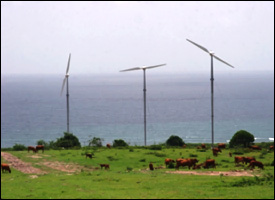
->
[210,55,214,149]
[143,69,147,146]
[66,76,70,133]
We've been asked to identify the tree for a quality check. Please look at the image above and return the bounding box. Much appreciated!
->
[229,130,255,148]
[166,135,185,147]
[55,132,81,148]
[89,137,103,147]
[113,139,128,147]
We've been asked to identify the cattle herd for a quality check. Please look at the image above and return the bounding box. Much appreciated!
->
[1,144,274,174]
[159,144,273,171]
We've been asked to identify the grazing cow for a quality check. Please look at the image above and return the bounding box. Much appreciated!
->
[176,158,198,169]
[149,163,154,171]
[249,145,262,150]
[212,148,221,156]
[234,156,244,165]
[1,163,11,173]
[106,144,111,149]
[28,146,37,153]
[229,152,232,157]
[201,144,206,149]
[203,159,216,169]
[248,161,264,169]
[85,153,93,159]
[99,164,110,169]
[212,147,222,153]
[192,163,203,170]
[243,157,256,165]
[213,150,218,157]
[36,145,44,153]
[165,158,175,167]
[269,146,274,150]
[218,143,226,149]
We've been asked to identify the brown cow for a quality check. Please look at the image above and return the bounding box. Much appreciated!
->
[106,144,111,149]
[212,147,222,153]
[243,157,256,165]
[36,145,44,153]
[28,146,37,153]
[212,147,221,156]
[248,161,264,169]
[192,163,203,170]
[176,158,198,169]
[249,145,262,150]
[149,163,154,171]
[218,143,226,149]
[1,163,11,173]
[269,146,274,150]
[99,164,110,169]
[201,144,206,149]
[85,153,93,159]
[203,159,216,169]
[165,158,175,167]
[234,156,244,165]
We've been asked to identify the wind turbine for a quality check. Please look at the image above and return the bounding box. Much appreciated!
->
[61,53,71,133]
[120,64,166,146]
[186,39,234,149]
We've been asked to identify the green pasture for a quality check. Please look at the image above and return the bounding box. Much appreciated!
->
[1,146,274,199]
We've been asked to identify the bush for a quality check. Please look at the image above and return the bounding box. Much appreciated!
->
[13,144,26,151]
[149,145,162,150]
[229,130,254,148]
[113,139,128,147]
[88,137,103,147]
[55,132,81,149]
[166,135,185,147]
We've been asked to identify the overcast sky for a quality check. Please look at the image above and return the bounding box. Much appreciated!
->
[1,1,274,75]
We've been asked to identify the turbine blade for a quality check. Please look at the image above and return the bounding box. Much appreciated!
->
[66,53,71,75]
[145,63,166,70]
[186,39,210,54]
[120,67,142,72]
[60,77,67,96]
[213,55,234,68]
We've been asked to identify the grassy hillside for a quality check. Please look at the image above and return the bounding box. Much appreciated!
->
[1,146,274,199]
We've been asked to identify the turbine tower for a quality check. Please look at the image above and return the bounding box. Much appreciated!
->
[186,39,234,148]
[61,53,71,133]
[120,64,166,146]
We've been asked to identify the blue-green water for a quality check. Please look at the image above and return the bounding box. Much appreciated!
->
[1,72,274,147]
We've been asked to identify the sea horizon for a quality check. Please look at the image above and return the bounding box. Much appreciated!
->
[1,71,274,148]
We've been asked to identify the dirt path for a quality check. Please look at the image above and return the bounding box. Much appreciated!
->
[167,170,256,177]
[1,152,46,174]
[1,152,94,174]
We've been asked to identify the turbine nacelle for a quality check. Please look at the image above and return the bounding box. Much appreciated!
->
[120,64,166,72]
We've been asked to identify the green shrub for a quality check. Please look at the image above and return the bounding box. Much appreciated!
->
[229,130,254,148]
[113,139,128,147]
[55,132,81,149]
[166,135,185,147]
[88,137,103,147]
[149,145,162,150]
[12,143,26,151]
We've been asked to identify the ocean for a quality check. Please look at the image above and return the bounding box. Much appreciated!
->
[1,71,274,148]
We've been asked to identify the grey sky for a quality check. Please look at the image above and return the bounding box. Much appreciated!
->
[1,1,274,75]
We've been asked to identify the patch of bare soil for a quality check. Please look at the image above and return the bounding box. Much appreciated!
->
[166,170,256,177]
[1,152,46,174]
[41,161,93,173]
[2,152,95,174]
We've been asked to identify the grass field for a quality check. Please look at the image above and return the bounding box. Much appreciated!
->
[1,145,274,199]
